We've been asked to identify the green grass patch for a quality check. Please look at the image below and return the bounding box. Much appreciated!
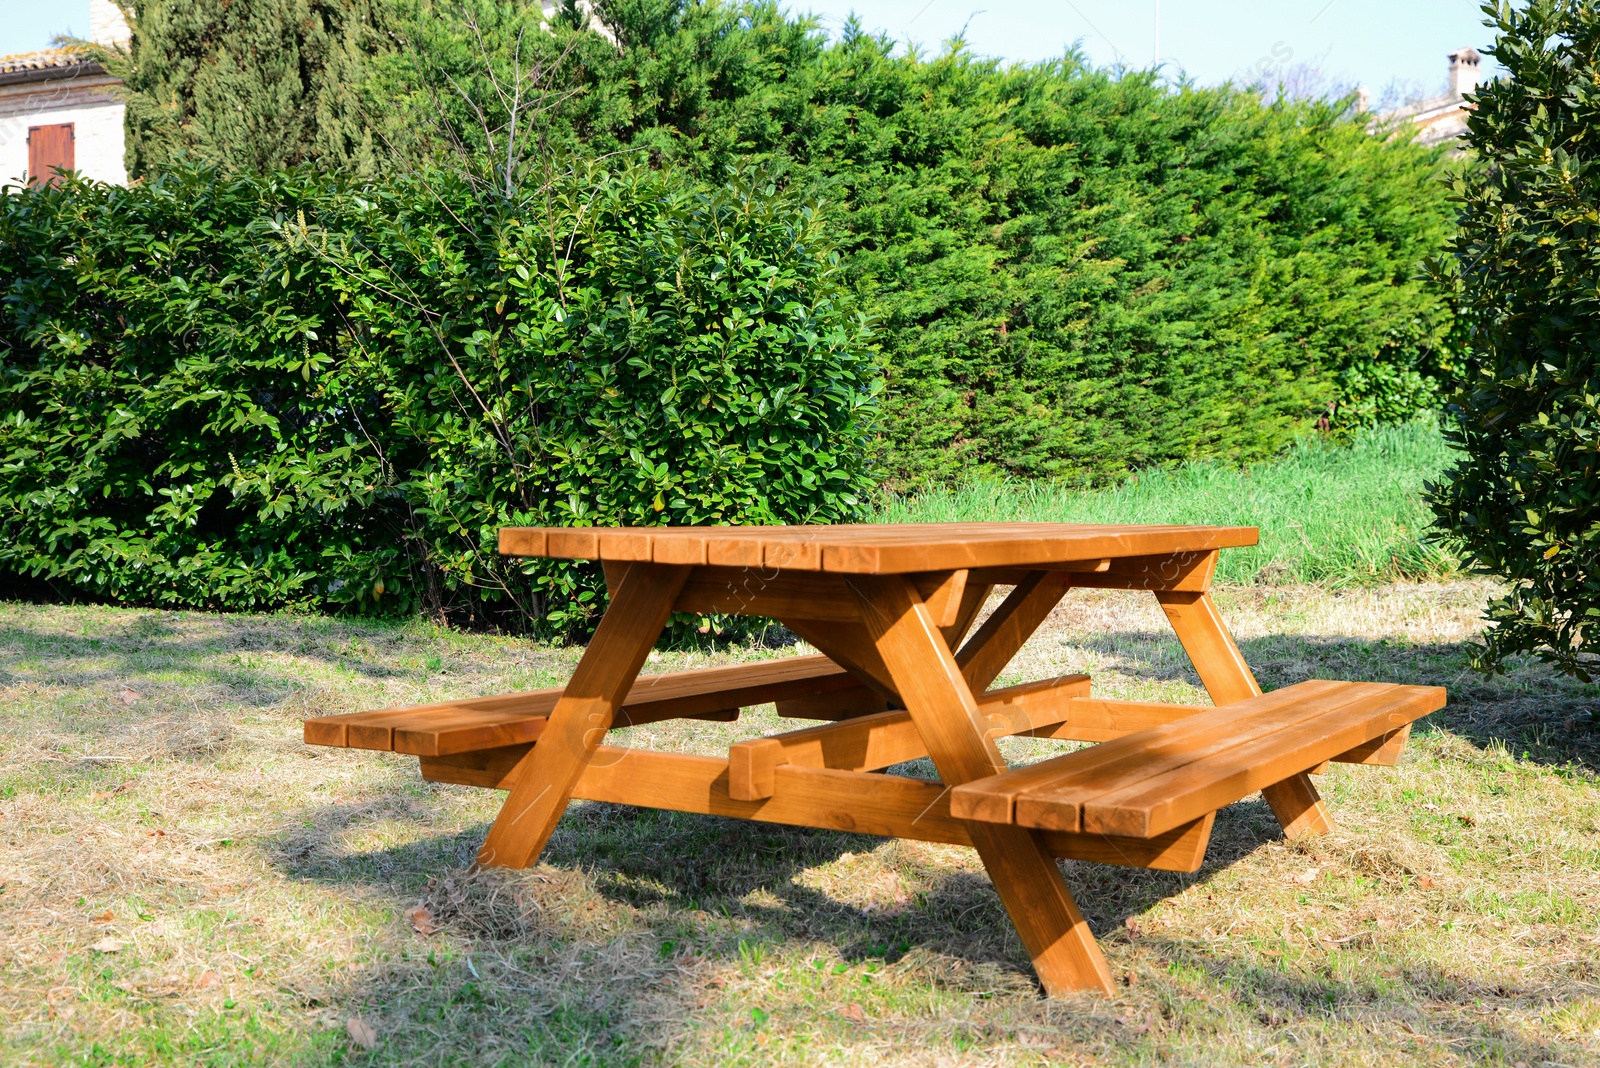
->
[873,420,1460,586]
[1,588,1597,1066]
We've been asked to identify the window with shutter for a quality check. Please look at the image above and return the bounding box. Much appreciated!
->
[27,124,75,186]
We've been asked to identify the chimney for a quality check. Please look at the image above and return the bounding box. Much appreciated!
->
[90,0,132,48]
[1448,47,1482,100]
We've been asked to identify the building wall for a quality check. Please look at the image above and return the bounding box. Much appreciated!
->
[91,0,133,47]
[0,75,127,187]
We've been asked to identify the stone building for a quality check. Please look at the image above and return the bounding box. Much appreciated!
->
[0,0,131,188]
[1379,47,1484,147]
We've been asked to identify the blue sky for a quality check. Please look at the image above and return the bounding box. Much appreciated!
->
[799,0,1501,97]
[0,0,1499,98]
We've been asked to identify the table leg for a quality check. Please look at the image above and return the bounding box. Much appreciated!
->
[1155,590,1335,838]
[847,574,1114,996]
[476,562,693,869]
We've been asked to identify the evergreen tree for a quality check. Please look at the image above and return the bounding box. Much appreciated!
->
[382,1,1454,484]
[1429,0,1600,679]
[108,0,392,176]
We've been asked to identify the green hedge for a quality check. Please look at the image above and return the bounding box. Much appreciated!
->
[1429,0,1600,679]
[0,162,875,628]
[370,1,1463,485]
[105,1,1461,489]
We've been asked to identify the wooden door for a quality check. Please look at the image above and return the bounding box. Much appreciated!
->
[28,123,74,186]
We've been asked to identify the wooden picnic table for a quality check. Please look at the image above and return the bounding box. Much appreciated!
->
[306,523,1446,996]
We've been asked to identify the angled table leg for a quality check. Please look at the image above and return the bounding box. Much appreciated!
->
[477,562,693,869]
[1155,590,1335,839]
[843,574,1114,996]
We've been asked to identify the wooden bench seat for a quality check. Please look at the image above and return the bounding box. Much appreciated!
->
[951,679,1446,839]
[303,654,858,757]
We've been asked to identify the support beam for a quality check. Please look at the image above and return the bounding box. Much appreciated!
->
[954,571,1074,691]
[965,549,1218,592]
[420,746,1214,872]
[675,568,967,627]
[781,618,901,699]
[941,580,995,649]
[728,673,1092,800]
[1334,723,1410,766]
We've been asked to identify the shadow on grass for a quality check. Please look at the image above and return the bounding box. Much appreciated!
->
[263,792,1592,1065]
[1145,948,1581,1066]
[0,619,416,702]
[268,784,1289,999]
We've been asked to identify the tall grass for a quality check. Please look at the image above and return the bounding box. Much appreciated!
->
[872,421,1461,586]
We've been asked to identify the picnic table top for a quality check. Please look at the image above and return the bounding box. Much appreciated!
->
[498,521,1258,575]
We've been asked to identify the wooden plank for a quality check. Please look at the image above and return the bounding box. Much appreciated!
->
[1022,697,1207,742]
[303,718,350,749]
[1007,681,1370,792]
[1157,589,1337,840]
[394,710,550,755]
[954,571,1074,691]
[1065,550,1218,593]
[419,746,1213,872]
[848,573,1115,997]
[1259,771,1331,840]
[1097,694,1437,835]
[970,551,1217,593]
[770,682,1203,733]
[303,706,431,749]
[498,527,548,557]
[615,654,857,718]
[1156,591,1261,705]
[777,695,1195,744]
[303,654,856,756]
[1065,685,1444,838]
[420,743,534,787]
[948,681,1350,827]
[675,567,861,621]
[824,527,1254,575]
[476,562,692,869]
[1044,812,1214,874]
[546,528,599,559]
[582,749,975,843]
[727,673,1092,800]
[498,523,1260,576]
[346,707,501,752]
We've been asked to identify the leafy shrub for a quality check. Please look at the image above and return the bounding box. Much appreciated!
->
[0,161,875,629]
[0,168,368,611]
[108,0,1459,488]
[1429,0,1600,679]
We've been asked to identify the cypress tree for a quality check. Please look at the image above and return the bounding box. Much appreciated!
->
[109,0,391,176]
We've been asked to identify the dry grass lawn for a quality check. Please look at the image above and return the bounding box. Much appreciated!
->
[1,581,1597,1066]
